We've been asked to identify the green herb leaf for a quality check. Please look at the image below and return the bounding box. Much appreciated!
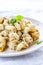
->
[10,18,16,24]
[37,40,43,44]
[15,15,24,21]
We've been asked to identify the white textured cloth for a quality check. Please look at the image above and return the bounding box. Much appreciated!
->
[0,0,43,65]
[0,47,43,65]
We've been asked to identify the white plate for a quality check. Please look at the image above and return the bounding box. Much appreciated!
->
[0,17,43,57]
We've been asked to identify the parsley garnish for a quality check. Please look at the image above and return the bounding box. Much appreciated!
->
[37,40,43,44]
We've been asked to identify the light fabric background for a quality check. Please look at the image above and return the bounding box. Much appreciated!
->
[0,0,43,65]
